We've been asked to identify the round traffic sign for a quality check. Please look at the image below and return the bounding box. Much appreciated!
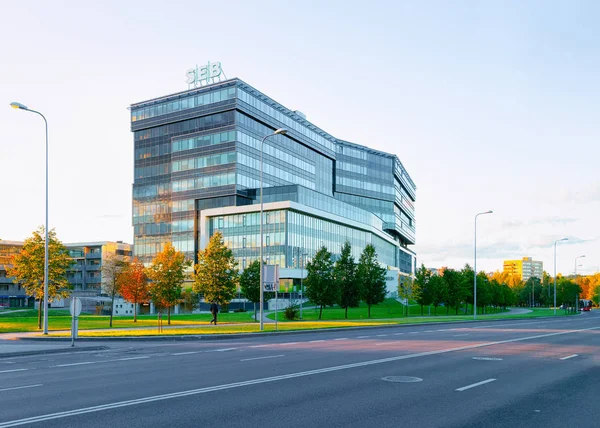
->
[70,297,82,316]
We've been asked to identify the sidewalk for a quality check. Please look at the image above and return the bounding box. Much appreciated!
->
[0,339,107,358]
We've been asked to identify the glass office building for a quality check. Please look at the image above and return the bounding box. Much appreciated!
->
[131,78,417,283]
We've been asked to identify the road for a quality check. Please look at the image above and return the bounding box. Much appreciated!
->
[0,312,598,427]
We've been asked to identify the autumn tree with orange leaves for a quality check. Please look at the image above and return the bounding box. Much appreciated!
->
[118,258,149,322]
[147,243,191,324]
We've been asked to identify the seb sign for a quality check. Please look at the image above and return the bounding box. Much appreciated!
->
[186,61,224,87]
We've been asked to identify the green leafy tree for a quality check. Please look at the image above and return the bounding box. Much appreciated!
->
[443,268,466,315]
[333,241,359,319]
[102,253,129,328]
[7,226,73,330]
[193,231,239,307]
[460,264,475,313]
[357,244,386,318]
[476,272,492,314]
[304,246,336,320]
[398,275,418,316]
[239,260,273,321]
[414,264,432,315]
[428,274,447,315]
[147,242,191,325]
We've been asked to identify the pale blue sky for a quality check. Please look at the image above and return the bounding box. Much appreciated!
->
[1,0,598,275]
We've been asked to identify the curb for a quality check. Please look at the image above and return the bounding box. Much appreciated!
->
[0,345,109,359]
[11,314,572,342]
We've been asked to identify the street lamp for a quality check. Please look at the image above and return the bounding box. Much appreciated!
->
[10,102,50,335]
[553,237,568,315]
[574,255,585,276]
[474,210,493,320]
[259,128,287,331]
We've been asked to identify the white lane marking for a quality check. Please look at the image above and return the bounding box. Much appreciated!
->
[279,343,298,346]
[333,338,348,341]
[0,369,28,374]
[393,333,404,335]
[375,334,388,337]
[375,343,392,346]
[437,329,447,332]
[453,334,469,337]
[0,384,43,393]
[309,340,325,343]
[113,356,150,361]
[424,330,435,333]
[240,355,284,362]
[249,345,269,348]
[456,378,496,391]
[1,326,598,427]
[472,357,503,361]
[357,336,370,339]
[409,332,419,334]
[171,351,203,356]
[560,354,579,360]
[54,361,98,368]
[207,348,236,352]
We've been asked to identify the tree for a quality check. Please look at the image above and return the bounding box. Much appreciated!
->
[102,253,129,328]
[304,246,336,320]
[118,257,149,322]
[147,242,191,325]
[333,241,359,319]
[443,268,466,315]
[193,231,239,307]
[7,226,72,330]
[398,275,418,316]
[428,274,447,315]
[239,260,262,321]
[357,244,386,318]
[414,264,432,315]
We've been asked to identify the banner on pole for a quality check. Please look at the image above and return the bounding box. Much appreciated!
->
[262,264,280,292]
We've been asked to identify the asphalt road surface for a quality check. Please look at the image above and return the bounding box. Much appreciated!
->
[0,312,599,427]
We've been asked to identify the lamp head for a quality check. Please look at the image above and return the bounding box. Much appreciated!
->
[10,102,28,110]
[274,128,288,135]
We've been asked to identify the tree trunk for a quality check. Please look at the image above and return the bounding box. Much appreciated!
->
[254,302,257,322]
[110,292,115,328]
[168,306,171,325]
[420,305,423,316]
[345,307,348,319]
[319,305,323,320]
[133,301,137,322]
[38,297,42,330]
[368,304,371,318]
[434,305,437,315]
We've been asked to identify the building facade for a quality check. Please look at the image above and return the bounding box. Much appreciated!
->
[66,241,133,311]
[131,77,417,286]
[503,257,543,282]
[0,240,29,308]
[0,239,132,309]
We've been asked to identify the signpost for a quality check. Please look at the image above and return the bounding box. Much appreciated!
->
[263,265,280,331]
[69,297,82,347]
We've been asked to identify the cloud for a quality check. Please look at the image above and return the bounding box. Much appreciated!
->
[553,182,600,204]
[501,216,577,229]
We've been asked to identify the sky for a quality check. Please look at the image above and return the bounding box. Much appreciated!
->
[1,0,598,276]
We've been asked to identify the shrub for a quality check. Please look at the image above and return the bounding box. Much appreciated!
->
[284,305,300,320]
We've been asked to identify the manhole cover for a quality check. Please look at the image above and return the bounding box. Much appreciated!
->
[382,376,423,383]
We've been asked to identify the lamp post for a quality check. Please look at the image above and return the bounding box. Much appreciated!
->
[574,255,585,276]
[10,102,50,335]
[553,237,568,315]
[474,210,493,320]
[300,252,307,320]
[259,128,287,331]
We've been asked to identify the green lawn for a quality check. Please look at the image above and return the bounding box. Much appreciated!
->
[0,304,576,334]
[0,310,255,333]
[269,300,575,322]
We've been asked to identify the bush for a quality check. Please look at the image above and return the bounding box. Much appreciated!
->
[234,308,247,313]
[284,305,300,320]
